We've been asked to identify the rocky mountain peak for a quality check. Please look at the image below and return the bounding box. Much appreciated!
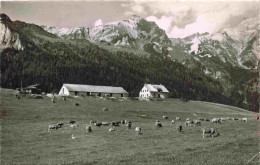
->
[0,13,18,32]
[0,13,22,50]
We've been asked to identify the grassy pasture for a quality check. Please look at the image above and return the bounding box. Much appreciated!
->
[0,88,259,164]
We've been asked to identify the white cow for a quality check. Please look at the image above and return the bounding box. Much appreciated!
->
[135,127,142,135]
[241,117,248,123]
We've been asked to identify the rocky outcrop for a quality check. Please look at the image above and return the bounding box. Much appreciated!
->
[0,13,23,50]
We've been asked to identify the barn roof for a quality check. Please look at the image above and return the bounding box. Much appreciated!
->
[24,84,40,89]
[144,84,169,93]
[63,84,128,94]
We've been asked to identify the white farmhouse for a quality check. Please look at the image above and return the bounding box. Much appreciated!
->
[59,84,128,97]
[139,84,169,99]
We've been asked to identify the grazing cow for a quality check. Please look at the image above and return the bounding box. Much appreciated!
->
[220,117,226,122]
[90,120,96,124]
[74,103,79,106]
[185,120,192,127]
[111,122,115,126]
[177,125,182,132]
[101,122,110,126]
[126,122,131,129]
[70,124,78,128]
[135,127,142,135]
[121,120,126,124]
[176,117,181,121]
[194,120,201,126]
[212,118,217,123]
[141,115,147,119]
[103,107,108,111]
[48,125,58,132]
[69,120,76,124]
[232,118,239,121]
[171,120,175,125]
[94,123,102,127]
[155,120,162,127]
[212,118,221,124]
[15,94,21,99]
[109,128,115,132]
[202,128,219,138]
[163,116,168,120]
[198,118,204,121]
[114,123,120,127]
[241,117,248,123]
[111,122,120,127]
[72,134,76,139]
[115,121,121,124]
[57,122,64,128]
[86,125,92,132]
[227,117,232,120]
[205,119,210,122]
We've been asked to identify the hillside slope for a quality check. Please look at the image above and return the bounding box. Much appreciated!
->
[1,88,258,164]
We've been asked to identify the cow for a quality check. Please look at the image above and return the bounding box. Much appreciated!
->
[202,128,219,138]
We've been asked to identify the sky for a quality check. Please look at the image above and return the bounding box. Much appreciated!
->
[1,0,259,38]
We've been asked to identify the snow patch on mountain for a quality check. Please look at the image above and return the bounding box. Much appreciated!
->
[114,36,130,46]
[199,54,212,58]
[189,37,201,54]
[43,26,80,36]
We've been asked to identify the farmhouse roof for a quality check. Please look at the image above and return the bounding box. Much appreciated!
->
[63,84,128,94]
[144,84,169,93]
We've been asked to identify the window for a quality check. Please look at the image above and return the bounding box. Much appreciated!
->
[121,94,124,97]
[75,92,78,96]
[98,93,101,97]
[110,93,113,97]
[87,92,90,96]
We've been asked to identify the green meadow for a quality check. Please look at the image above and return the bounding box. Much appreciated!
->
[1,88,259,164]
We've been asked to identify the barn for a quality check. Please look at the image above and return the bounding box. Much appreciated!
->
[139,84,169,99]
[58,84,129,97]
[24,84,42,94]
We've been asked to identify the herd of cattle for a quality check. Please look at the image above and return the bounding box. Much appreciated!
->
[48,105,256,139]
[13,94,258,141]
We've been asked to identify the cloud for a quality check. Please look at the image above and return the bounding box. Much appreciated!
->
[146,16,173,32]
[123,1,259,38]
[94,19,103,26]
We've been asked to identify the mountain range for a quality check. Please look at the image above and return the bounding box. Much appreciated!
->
[0,13,259,111]
[41,15,259,69]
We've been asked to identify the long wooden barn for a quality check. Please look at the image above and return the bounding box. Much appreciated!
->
[58,84,129,97]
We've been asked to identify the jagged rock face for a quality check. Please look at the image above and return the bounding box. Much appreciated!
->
[222,17,260,67]
[42,15,172,51]
[171,17,259,71]
[0,13,23,50]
